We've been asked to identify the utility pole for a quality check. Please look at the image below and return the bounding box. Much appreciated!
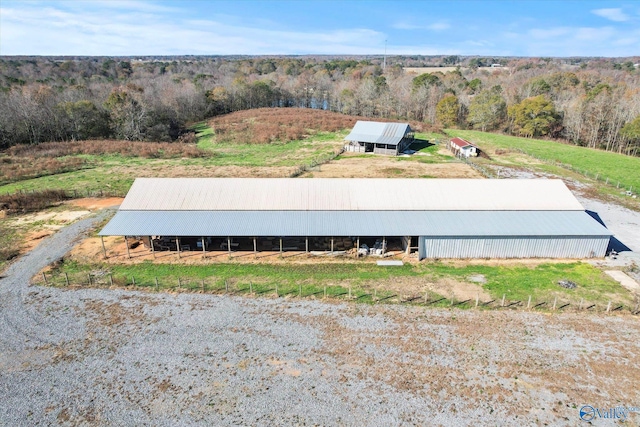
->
[383,39,387,71]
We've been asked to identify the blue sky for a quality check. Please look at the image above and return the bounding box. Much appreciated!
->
[1,1,639,57]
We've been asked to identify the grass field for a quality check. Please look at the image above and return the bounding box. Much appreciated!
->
[0,128,346,196]
[43,259,632,309]
[446,129,640,192]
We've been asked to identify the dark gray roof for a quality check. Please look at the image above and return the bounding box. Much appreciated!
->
[99,210,611,237]
[344,121,412,146]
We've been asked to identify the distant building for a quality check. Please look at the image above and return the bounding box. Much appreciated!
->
[344,121,414,156]
[448,137,479,158]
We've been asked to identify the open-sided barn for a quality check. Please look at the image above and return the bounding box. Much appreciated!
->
[343,121,414,155]
[99,178,612,260]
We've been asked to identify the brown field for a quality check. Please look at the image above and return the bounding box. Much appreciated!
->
[209,108,439,144]
[6,139,210,159]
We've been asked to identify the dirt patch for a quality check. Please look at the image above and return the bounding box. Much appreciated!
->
[359,276,490,301]
[13,210,91,228]
[303,155,482,178]
[430,278,490,301]
[68,197,123,210]
[21,229,56,254]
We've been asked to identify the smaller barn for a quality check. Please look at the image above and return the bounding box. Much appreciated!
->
[448,137,479,158]
[344,121,414,156]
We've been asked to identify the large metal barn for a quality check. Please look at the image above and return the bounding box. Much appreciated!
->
[99,178,612,260]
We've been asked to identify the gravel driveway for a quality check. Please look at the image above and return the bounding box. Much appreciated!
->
[1,210,639,426]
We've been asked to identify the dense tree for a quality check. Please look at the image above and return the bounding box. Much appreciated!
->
[58,100,110,140]
[508,95,560,138]
[436,95,459,128]
[467,88,506,132]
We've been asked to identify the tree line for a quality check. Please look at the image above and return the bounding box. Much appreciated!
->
[1,55,639,155]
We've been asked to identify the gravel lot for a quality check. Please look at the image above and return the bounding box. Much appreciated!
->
[1,211,640,426]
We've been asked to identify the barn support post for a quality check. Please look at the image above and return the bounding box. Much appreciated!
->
[150,236,156,259]
[124,236,131,259]
[356,237,360,258]
[176,236,181,259]
[201,237,206,258]
[405,236,411,256]
[305,237,309,254]
[227,237,231,256]
[382,236,386,256]
[331,237,334,253]
[279,238,283,257]
[253,237,257,258]
[101,236,107,259]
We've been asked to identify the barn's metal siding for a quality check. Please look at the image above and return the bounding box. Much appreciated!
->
[418,236,609,259]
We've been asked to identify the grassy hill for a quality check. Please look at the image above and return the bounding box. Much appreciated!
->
[446,130,640,193]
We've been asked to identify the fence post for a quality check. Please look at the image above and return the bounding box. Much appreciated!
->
[348,286,351,299]
[299,284,302,298]
[155,277,159,291]
[324,286,327,299]
[132,276,135,286]
[65,272,70,286]
[527,295,531,309]
[225,280,228,292]
[88,274,92,286]
[249,281,252,294]
[178,277,181,289]
[202,279,205,292]
[553,297,557,310]
[108,274,113,286]
[42,272,48,284]
[606,301,611,313]
[476,293,479,308]
[275,284,278,297]
[501,294,506,307]
[579,298,583,310]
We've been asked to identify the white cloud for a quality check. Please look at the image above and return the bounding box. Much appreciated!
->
[591,8,629,22]
[0,3,386,55]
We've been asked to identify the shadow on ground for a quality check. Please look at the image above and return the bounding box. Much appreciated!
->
[409,139,434,151]
[586,210,632,253]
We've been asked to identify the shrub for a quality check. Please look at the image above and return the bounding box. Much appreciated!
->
[0,189,69,215]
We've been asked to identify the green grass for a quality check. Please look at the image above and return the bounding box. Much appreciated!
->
[446,129,640,192]
[44,259,632,309]
[192,121,216,150]
[0,128,348,195]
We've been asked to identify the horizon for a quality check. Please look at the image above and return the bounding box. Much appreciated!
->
[1,0,640,57]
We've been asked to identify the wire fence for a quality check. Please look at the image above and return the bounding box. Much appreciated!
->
[289,147,345,178]
[38,271,640,315]
[509,148,636,196]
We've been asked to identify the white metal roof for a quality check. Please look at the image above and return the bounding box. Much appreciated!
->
[118,178,586,211]
[344,121,411,145]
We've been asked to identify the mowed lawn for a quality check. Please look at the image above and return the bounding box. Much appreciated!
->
[446,129,640,191]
